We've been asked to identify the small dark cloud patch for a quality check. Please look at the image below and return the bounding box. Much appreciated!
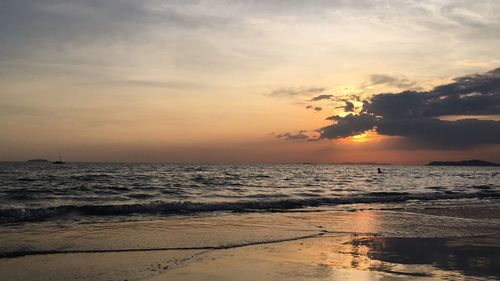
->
[319,68,500,149]
[370,74,416,88]
[276,131,309,141]
[266,87,325,98]
[306,105,323,112]
[343,101,355,112]
[331,94,365,103]
[334,100,355,112]
[309,94,333,101]
[353,95,361,102]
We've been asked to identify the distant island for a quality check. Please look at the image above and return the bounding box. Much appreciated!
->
[427,160,500,166]
[27,158,65,164]
[27,159,49,163]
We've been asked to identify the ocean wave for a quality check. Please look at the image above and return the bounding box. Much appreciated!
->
[70,174,113,181]
[1,191,499,223]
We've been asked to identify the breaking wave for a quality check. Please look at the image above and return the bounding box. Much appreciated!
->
[1,190,499,223]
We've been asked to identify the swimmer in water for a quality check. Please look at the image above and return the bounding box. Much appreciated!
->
[377,168,382,173]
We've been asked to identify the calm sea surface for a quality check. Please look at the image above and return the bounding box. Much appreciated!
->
[0,163,498,223]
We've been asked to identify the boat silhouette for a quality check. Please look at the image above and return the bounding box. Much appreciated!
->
[53,156,65,164]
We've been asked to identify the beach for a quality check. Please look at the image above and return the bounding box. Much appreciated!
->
[0,163,499,280]
[1,198,500,280]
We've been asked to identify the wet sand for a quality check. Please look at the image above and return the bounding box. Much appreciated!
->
[149,234,500,281]
[1,199,500,280]
[0,250,202,281]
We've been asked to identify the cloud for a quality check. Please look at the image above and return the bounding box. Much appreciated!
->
[92,79,199,89]
[370,74,416,88]
[306,105,322,112]
[319,68,500,149]
[322,114,378,139]
[0,1,206,57]
[376,117,500,149]
[343,100,355,112]
[276,131,309,141]
[308,94,333,101]
[333,100,356,113]
[365,68,500,118]
[266,87,325,98]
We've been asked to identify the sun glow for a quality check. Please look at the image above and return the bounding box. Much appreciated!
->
[347,130,377,143]
[350,133,370,142]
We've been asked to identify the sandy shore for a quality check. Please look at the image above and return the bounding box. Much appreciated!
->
[1,199,499,280]
[148,233,500,281]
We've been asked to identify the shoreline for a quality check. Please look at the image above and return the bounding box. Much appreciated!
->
[149,233,500,281]
[1,199,499,280]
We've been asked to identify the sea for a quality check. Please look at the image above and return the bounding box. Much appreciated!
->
[1,162,500,280]
[0,162,499,224]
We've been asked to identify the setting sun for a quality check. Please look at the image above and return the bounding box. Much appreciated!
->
[343,130,379,143]
[349,132,373,143]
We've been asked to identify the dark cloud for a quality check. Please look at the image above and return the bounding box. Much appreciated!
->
[365,68,500,118]
[376,117,500,149]
[370,74,416,88]
[321,114,378,139]
[309,94,333,101]
[352,95,361,102]
[266,87,325,98]
[320,68,500,149]
[276,131,309,141]
[306,105,323,112]
[343,101,355,112]
[333,100,355,113]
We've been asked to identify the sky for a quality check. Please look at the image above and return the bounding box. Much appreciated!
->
[1,0,499,164]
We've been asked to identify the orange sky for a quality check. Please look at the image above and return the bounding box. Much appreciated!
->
[1,1,499,163]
